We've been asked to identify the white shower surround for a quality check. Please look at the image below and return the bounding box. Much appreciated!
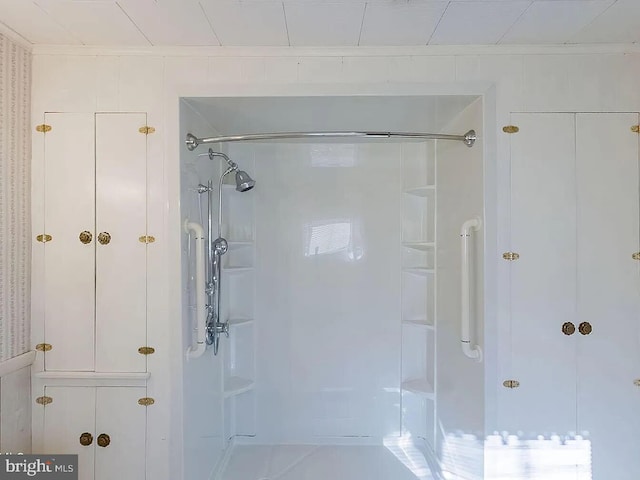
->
[172,81,494,480]
[179,94,487,480]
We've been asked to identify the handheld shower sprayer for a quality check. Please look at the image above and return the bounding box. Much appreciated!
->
[197,149,255,355]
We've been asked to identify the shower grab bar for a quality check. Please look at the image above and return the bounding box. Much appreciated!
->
[185,220,207,359]
[460,217,483,362]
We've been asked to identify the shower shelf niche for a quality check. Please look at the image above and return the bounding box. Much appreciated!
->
[228,318,254,327]
[402,319,434,330]
[404,186,436,197]
[401,378,434,399]
[224,376,254,398]
[400,141,437,449]
[402,242,435,251]
[223,267,254,273]
[220,149,257,442]
[402,267,434,277]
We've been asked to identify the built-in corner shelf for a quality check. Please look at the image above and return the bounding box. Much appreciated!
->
[224,376,254,398]
[402,319,434,330]
[404,186,435,197]
[401,378,434,399]
[402,267,434,277]
[228,241,253,249]
[402,242,434,251]
[228,318,254,327]
[223,266,254,273]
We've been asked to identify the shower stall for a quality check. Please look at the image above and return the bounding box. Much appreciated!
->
[179,95,485,480]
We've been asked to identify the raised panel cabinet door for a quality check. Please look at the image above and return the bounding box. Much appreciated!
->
[575,113,640,480]
[42,386,96,480]
[42,113,95,371]
[504,114,578,458]
[95,113,147,373]
[94,387,146,480]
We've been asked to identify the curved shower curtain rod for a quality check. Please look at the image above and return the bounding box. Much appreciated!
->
[185,129,477,151]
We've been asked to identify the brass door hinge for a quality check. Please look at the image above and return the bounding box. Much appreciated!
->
[503,125,519,134]
[35,343,52,352]
[138,397,155,406]
[502,252,520,261]
[36,124,52,133]
[503,380,520,389]
[634,379,640,387]
[36,396,53,406]
[139,126,155,135]
[138,235,155,244]
[632,252,640,260]
[138,346,155,355]
[36,234,52,243]
[631,125,639,133]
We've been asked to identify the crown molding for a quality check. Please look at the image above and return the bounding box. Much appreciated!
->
[31,43,640,58]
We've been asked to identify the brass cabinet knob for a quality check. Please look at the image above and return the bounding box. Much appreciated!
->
[97,232,111,245]
[79,432,93,446]
[562,322,576,335]
[79,231,93,244]
[579,322,593,335]
[97,433,110,447]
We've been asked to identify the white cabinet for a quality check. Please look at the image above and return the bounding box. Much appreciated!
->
[504,112,640,479]
[35,112,150,373]
[574,113,640,480]
[37,386,146,480]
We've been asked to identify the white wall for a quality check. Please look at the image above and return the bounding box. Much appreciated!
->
[436,98,484,479]
[0,367,31,453]
[29,44,640,479]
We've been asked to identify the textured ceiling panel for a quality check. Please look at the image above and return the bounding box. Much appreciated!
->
[0,0,637,46]
[284,2,366,46]
[430,1,531,45]
[201,1,289,46]
[359,2,448,46]
[34,0,148,45]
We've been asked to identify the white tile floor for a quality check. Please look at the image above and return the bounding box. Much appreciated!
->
[218,444,436,480]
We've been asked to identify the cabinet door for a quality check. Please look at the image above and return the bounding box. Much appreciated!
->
[95,113,147,372]
[94,387,146,480]
[575,113,640,480]
[42,113,95,371]
[42,387,96,480]
[505,113,578,441]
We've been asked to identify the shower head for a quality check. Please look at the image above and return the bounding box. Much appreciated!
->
[235,170,255,192]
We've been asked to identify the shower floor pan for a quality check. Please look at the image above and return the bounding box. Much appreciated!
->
[217,444,437,480]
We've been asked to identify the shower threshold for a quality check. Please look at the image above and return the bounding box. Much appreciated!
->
[216,442,438,480]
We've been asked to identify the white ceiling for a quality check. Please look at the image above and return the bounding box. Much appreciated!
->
[184,95,479,135]
[0,0,638,47]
